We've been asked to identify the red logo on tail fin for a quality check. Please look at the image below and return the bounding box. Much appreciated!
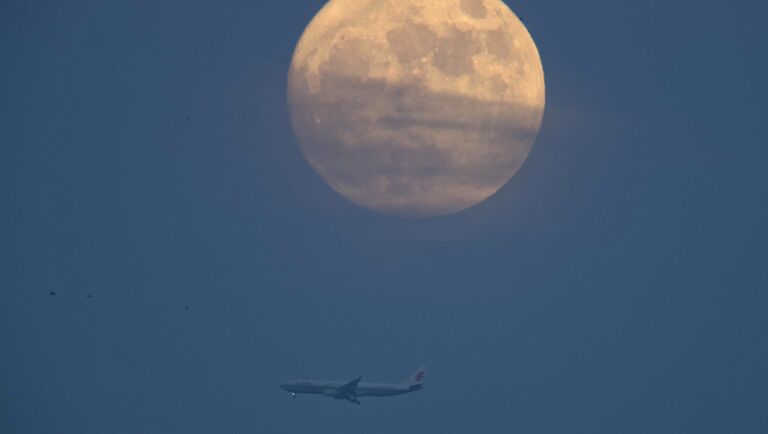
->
[415,371,424,382]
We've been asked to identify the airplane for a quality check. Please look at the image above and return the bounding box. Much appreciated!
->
[280,367,426,404]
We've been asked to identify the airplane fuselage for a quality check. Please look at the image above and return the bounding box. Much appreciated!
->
[280,367,426,403]
[281,380,421,397]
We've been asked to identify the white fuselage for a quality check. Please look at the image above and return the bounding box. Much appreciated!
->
[281,380,421,397]
[280,367,426,403]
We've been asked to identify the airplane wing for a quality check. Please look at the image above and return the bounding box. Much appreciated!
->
[337,375,362,397]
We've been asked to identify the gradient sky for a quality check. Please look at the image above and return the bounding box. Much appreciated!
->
[2,1,767,433]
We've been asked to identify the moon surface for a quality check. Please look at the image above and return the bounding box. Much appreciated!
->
[288,0,545,217]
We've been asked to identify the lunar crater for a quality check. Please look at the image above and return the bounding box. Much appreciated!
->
[386,23,437,63]
[460,0,488,19]
[432,28,480,77]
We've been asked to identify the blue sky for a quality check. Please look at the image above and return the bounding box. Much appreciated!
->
[2,1,767,432]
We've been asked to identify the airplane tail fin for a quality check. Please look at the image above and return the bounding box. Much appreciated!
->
[402,366,426,388]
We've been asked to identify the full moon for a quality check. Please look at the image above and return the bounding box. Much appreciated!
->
[288,0,545,217]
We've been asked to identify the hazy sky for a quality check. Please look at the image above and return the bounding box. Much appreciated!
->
[2,1,767,433]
